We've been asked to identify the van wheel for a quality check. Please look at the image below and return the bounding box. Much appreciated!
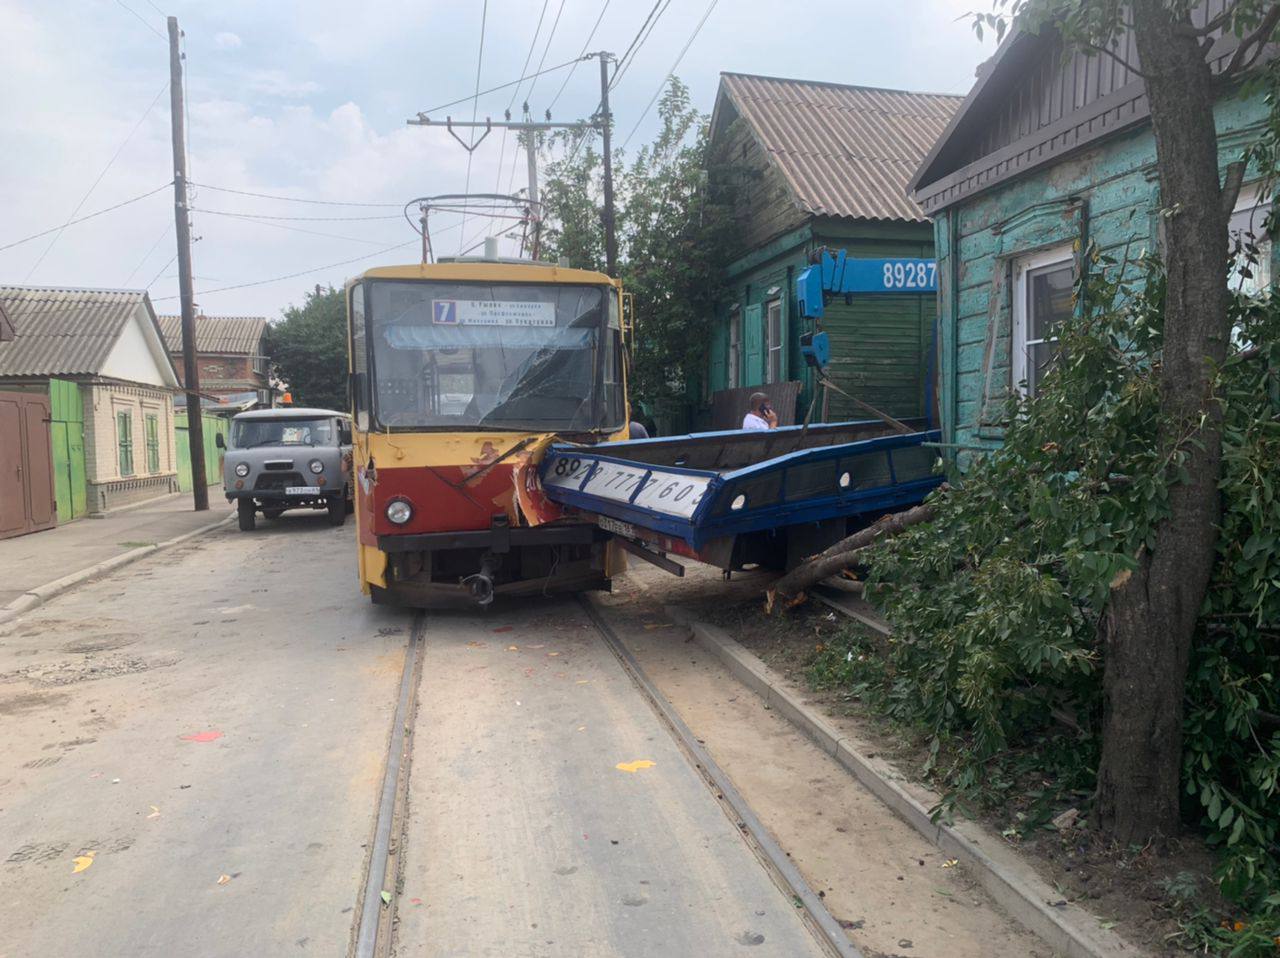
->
[237,499,256,531]
[327,497,346,527]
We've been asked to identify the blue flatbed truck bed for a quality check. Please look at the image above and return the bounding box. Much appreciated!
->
[539,419,943,574]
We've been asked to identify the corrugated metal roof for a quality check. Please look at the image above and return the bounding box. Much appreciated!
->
[156,314,268,356]
[717,73,963,224]
[0,286,147,377]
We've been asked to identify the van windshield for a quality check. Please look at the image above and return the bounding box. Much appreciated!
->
[364,280,624,432]
[232,418,333,448]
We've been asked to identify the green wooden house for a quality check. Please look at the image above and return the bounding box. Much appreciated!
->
[701,73,962,426]
[909,20,1273,462]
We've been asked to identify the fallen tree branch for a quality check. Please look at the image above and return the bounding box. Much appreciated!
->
[765,500,940,613]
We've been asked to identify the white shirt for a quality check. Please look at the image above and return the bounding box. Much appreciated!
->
[742,412,770,431]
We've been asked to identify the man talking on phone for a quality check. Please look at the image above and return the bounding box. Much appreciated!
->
[742,392,778,431]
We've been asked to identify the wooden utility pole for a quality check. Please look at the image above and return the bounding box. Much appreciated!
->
[597,52,618,277]
[168,16,207,511]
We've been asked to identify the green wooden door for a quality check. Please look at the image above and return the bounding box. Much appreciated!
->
[743,304,764,386]
[175,411,192,492]
[48,379,86,522]
[820,294,930,420]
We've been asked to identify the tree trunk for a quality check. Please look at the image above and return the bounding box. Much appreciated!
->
[766,502,938,612]
[1094,1,1236,845]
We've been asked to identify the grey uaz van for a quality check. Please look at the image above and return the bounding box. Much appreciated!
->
[218,407,353,531]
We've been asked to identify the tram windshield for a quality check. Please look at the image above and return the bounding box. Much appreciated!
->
[362,280,623,432]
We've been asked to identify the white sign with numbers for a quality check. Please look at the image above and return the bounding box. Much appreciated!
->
[543,456,711,520]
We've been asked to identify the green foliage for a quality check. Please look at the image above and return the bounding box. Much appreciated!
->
[539,77,734,410]
[845,249,1280,922]
[265,285,348,411]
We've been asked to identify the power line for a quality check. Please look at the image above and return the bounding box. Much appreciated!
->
[187,182,402,207]
[503,0,569,200]
[492,0,552,203]
[24,81,170,280]
[203,214,407,247]
[458,0,491,254]
[191,208,401,223]
[115,0,165,41]
[547,0,613,112]
[141,0,167,15]
[150,239,421,301]
[123,222,173,286]
[416,55,587,117]
[0,183,172,254]
[621,0,719,149]
[146,253,178,290]
[610,0,668,92]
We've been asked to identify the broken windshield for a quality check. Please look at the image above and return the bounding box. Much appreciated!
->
[365,280,622,432]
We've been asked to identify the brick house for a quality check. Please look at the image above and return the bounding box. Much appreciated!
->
[157,313,271,407]
[0,286,182,524]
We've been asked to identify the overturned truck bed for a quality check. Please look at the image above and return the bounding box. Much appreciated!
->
[539,420,943,574]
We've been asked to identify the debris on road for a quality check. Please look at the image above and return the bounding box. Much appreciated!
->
[615,760,656,773]
[72,851,95,874]
[180,730,224,743]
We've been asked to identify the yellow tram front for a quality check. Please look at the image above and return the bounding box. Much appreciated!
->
[346,259,628,606]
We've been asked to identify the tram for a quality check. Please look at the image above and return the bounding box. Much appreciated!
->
[346,242,629,606]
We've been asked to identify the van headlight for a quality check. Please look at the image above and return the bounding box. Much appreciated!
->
[308,459,324,474]
[234,462,250,477]
[385,498,413,525]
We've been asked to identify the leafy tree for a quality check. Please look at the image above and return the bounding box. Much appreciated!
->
[974,0,1280,848]
[539,77,734,412]
[265,284,348,411]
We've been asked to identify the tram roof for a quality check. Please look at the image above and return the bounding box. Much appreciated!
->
[352,261,618,287]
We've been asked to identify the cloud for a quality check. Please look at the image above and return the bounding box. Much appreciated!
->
[244,68,321,99]
[214,31,243,50]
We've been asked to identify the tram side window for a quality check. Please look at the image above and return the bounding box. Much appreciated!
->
[603,294,624,426]
[349,283,369,431]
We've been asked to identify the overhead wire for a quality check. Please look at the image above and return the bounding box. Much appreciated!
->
[504,0,570,196]
[187,182,402,207]
[150,239,421,301]
[201,215,407,247]
[621,0,720,149]
[190,208,401,223]
[145,253,178,290]
[0,183,172,254]
[23,80,170,280]
[458,0,491,254]
[609,0,668,92]
[546,0,613,113]
[115,0,166,41]
[123,223,173,286]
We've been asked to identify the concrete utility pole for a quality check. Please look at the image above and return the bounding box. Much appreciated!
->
[524,133,541,259]
[168,16,207,511]
[597,52,618,278]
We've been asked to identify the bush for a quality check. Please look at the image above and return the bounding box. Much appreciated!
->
[848,247,1280,927]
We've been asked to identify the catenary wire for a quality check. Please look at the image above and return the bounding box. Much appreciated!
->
[610,0,669,92]
[0,183,172,254]
[190,208,402,223]
[621,0,720,149]
[491,0,553,224]
[24,81,170,280]
[146,253,178,290]
[417,55,585,117]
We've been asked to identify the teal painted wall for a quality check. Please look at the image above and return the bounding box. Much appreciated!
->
[704,219,937,424]
[935,90,1271,459]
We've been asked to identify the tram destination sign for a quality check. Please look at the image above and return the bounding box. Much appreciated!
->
[432,299,555,327]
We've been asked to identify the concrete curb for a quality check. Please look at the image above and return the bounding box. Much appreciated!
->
[0,511,235,627]
[665,607,1144,958]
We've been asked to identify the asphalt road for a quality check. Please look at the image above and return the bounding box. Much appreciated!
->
[0,518,829,957]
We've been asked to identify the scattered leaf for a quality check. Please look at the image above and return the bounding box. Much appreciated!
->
[506,646,519,652]
[72,851,95,874]
[216,874,231,885]
[147,805,161,819]
[180,731,224,743]
[942,859,959,868]
[380,890,391,906]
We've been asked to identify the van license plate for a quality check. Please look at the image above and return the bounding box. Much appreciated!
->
[597,516,636,538]
[286,486,320,495]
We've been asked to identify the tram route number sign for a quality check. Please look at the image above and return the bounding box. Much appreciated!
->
[432,299,555,327]
[543,455,711,520]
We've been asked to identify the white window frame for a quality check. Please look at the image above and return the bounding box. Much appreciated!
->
[1229,181,1273,295]
[765,299,783,384]
[728,310,742,390]
[1011,244,1074,397]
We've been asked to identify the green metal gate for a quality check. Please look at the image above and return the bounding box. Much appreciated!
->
[48,379,86,522]
[176,411,228,492]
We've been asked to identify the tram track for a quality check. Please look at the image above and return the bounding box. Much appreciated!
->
[354,598,859,958]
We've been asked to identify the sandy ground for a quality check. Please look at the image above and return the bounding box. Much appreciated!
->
[597,563,1053,958]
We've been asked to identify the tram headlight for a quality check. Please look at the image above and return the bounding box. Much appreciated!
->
[234,462,250,477]
[385,498,413,525]
[308,459,324,474]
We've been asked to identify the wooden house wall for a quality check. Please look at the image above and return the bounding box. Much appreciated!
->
[935,90,1269,458]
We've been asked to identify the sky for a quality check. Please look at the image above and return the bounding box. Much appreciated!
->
[0,0,995,319]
